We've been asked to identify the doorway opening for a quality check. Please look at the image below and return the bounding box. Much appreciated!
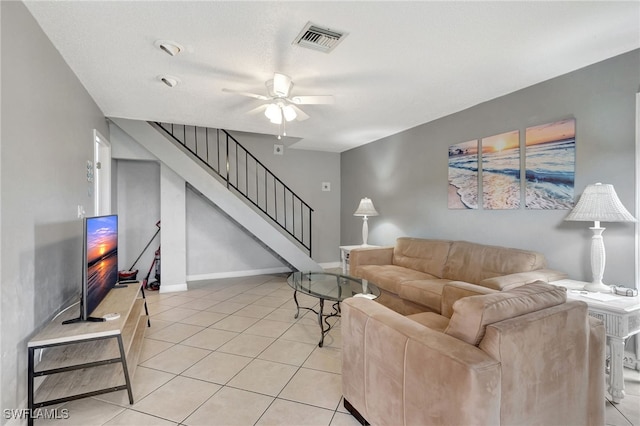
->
[94,129,112,216]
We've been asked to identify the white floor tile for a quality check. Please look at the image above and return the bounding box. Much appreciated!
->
[39,274,633,426]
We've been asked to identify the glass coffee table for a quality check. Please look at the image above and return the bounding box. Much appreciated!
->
[287,271,380,347]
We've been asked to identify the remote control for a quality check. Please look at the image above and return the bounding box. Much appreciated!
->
[103,313,121,321]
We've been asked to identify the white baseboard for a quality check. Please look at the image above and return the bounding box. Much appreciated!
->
[158,283,188,293]
[318,261,342,269]
[187,266,292,282]
[186,262,344,283]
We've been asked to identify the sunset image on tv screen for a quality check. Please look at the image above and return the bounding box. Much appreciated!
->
[87,216,118,264]
[86,215,118,316]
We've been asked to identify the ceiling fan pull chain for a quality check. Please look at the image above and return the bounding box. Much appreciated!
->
[281,108,287,137]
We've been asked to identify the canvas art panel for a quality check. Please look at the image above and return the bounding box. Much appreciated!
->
[448,140,479,209]
[525,119,576,209]
[482,130,521,209]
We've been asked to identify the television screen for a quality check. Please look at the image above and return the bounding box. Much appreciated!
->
[83,214,118,319]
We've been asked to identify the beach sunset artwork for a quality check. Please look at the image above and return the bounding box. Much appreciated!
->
[481,130,521,209]
[525,119,575,209]
[448,140,479,209]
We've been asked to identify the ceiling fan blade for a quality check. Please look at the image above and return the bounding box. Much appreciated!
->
[290,95,334,105]
[290,105,309,121]
[222,88,269,101]
[273,73,293,97]
[246,104,267,115]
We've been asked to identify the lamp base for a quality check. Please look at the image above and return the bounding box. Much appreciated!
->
[583,281,612,293]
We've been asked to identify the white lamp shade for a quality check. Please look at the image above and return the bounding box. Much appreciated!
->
[264,104,282,124]
[282,105,297,122]
[565,183,636,223]
[354,197,379,217]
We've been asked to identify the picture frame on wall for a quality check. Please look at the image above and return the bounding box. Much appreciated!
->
[524,118,576,209]
[481,130,521,210]
[448,140,479,209]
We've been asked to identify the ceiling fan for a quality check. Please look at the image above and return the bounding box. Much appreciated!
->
[223,72,334,138]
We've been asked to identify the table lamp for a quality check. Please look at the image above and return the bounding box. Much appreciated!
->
[354,197,378,246]
[564,183,636,292]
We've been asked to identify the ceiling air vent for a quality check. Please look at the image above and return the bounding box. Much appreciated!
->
[293,22,347,53]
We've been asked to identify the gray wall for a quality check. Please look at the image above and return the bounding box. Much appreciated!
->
[0,1,108,418]
[115,160,161,277]
[225,131,342,264]
[186,187,284,277]
[342,50,639,288]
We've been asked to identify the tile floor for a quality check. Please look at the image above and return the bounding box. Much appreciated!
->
[36,273,639,426]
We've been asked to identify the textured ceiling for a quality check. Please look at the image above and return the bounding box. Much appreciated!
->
[24,1,640,152]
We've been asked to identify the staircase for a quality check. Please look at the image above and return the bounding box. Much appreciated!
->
[110,118,322,273]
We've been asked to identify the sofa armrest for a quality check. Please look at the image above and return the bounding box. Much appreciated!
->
[440,281,497,318]
[479,268,568,291]
[342,297,501,426]
[349,246,394,276]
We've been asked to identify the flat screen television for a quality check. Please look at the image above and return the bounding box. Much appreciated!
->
[63,214,119,324]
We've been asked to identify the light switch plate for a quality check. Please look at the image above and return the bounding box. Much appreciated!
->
[322,182,331,191]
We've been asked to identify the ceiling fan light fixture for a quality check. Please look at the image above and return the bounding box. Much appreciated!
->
[270,115,283,125]
[265,103,282,124]
[282,105,297,122]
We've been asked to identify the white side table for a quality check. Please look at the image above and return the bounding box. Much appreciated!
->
[339,245,379,275]
[552,279,640,403]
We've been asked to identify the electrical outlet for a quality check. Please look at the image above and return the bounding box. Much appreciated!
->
[274,144,284,155]
[322,182,331,191]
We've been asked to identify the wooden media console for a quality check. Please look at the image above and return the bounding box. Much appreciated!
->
[27,283,149,426]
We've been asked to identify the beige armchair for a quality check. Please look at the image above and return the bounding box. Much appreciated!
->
[341,282,605,426]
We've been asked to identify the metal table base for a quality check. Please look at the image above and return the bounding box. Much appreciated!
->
[293,291,341,347]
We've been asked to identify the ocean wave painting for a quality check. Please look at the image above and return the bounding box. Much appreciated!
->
[482,130,520,209]
[448,140,479,209]
[525,119,575,209]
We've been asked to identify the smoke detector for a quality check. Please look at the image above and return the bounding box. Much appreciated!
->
[154,40,183,56]
[292,22,347,53]
[158,75,180,88]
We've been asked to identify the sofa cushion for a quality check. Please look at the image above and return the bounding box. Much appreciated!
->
[393,238,452,277]
[444,281,567,346]
[398,279,452,313]
[356,265,436,294]
[442,241,547,285]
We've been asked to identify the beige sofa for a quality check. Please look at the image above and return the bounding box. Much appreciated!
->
[342,282,605,426]
[350,237,567,315]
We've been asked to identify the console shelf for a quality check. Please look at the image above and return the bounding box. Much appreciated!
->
[27,284,148,426]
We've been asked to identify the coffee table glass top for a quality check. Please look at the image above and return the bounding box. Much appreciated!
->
[287,271,380,302]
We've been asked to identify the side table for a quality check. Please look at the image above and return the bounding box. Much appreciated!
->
[552,279,640,403]
[339,245,379,275]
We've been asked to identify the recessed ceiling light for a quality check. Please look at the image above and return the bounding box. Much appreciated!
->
[154,40,183,57]
[158,75,180,88]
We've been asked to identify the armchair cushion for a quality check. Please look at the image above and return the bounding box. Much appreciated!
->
[444,281,567,346]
